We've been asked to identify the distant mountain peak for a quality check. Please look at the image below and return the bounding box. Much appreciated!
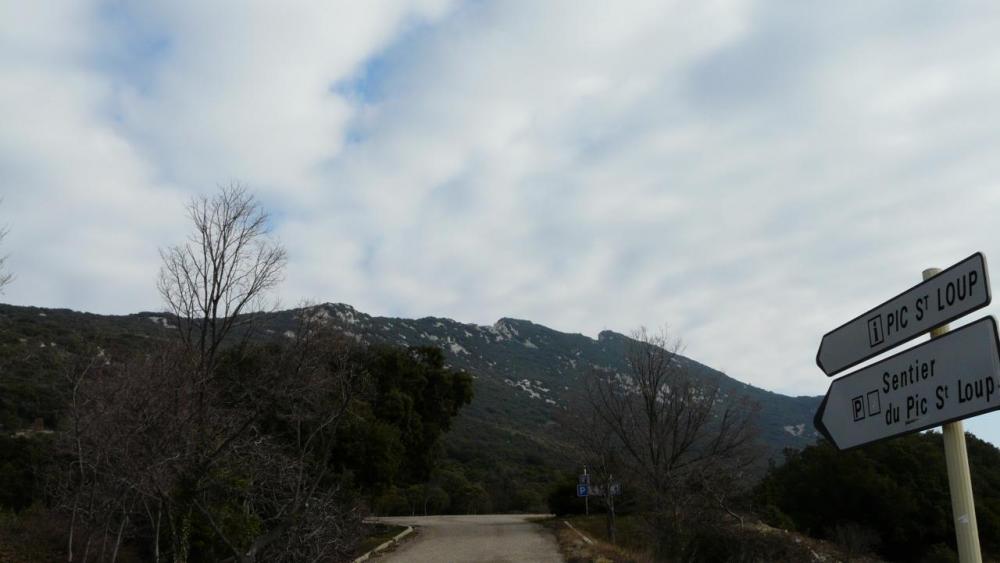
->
[314,302,359,314]
[598,329,623,341]
[491,318,523,339]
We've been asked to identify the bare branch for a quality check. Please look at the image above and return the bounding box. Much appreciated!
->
[157,182,287,370]
[581,326,762,557]
[0,220,13,292]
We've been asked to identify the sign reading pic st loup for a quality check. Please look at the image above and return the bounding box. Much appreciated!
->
[816,252,990,377]
[814,253,999,451]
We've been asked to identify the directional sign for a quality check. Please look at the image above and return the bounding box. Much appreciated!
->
[586,483,621,497]
[816,253,990,376]
[815,316,1000,450]
[576,484,589,497]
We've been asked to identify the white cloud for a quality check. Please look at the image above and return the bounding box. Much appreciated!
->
[0,0,454,311]
[0,1,183,311]
[5,0,1000,443]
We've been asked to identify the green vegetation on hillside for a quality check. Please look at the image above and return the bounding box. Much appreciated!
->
[755,433,1000,561]
[0,330,476,560]
[338,345,473,486]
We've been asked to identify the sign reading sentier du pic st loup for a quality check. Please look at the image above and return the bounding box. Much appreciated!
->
[815,316,1000,450]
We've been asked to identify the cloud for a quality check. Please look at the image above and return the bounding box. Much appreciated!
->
[0,1,184,310]
[5,0,1000,448]
[0,0,454,312]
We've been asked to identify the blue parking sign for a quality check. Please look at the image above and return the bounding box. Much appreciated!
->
[576,484,589,497]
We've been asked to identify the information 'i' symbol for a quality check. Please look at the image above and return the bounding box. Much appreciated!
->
[867,315,885,347]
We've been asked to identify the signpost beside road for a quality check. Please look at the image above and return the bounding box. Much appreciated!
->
[589,483,621,497]
[579,468,590,514]
[814,316,1000,450]
[816,253,990,376]
[816,255,995,563]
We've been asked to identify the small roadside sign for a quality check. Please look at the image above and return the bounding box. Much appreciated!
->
[578,474,590,485]
[816,253,990,376]
[815,316,1000,450]
[576,484,589,497]
[586,483,621,497]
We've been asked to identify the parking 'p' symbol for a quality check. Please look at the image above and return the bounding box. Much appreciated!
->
[852,396,865,421]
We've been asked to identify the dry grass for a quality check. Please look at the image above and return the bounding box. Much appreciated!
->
[352,523,410,558]
[542,518,654,563]
[0,507,68,562]
[544,514,889,563]
[745,521,886,563]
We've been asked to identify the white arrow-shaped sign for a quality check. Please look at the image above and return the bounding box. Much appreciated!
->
[816,253,990,376]
[815,316,1000,450]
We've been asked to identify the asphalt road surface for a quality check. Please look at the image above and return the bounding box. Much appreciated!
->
[374,514,563,563]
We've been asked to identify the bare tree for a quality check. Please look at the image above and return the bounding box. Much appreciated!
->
[149,183,286,561]
[0,217,13,292]
[585,327,760,558]
[56,350,152,563]
[56,309,367,563]
[158,183,286,370]
[564,401,627,544]
[55,185,372,563]
[197,308,368,562]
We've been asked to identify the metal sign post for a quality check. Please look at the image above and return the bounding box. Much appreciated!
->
[925,268,983,563]
[606,474,617,544]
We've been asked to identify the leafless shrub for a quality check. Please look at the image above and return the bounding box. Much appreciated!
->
[56,310,367,562]
[53,185,367,562]
[0,213,13,292]
[830,522,880,562]
[583,327,761,558]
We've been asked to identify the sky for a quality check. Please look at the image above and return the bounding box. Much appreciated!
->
[3,1,1000,442]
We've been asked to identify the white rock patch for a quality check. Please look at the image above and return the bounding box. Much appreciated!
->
[148,316,177,329]
[783,423,807,437]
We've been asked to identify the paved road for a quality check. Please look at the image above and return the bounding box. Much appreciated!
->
[373,514,563,563]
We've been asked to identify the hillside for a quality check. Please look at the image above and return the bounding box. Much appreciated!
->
[0,302,821,459]
[264,305,821,455]
[10,304,1000,561]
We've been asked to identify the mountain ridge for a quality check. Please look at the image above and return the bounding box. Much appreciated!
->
[187,302,824,454]
[0,301,823,458]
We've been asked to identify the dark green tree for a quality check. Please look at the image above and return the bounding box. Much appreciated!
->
[755,433,1000,561]
[335,345,473,490]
